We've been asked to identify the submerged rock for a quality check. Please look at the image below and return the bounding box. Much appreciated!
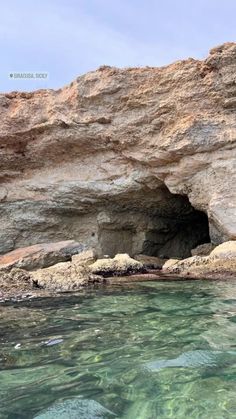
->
[34,397,116,418]
[145,350,236,371]
[90,253,145,277]
[0,241,87,271]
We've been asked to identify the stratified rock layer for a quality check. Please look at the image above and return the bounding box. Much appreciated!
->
[0,43,236,255]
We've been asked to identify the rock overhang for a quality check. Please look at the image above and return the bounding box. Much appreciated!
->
[0,42,236,254]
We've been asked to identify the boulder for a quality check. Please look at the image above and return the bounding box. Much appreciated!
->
[134,254,166,269]
[210,241,236,259]
[164,241,236,279]
[30,262,104,292]
[0,241,86,271]
[71,248,97,266]
[191,243,216,256]
[0,267,33,295]
[90,253,145,277]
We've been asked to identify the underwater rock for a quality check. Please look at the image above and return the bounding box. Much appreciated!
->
[34,397,116,419]
[145,349,236,371]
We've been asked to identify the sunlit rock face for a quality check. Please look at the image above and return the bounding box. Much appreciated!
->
[0,43,235,256]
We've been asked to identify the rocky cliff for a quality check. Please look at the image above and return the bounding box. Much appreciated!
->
[0,43,236,257]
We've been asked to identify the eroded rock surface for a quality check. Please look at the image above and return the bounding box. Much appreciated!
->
[30,262,104,292]
[90,253,144,277]
[163,241,236,279]
[0,266,35,299]
[1,43,236,257]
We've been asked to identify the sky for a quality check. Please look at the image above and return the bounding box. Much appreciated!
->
[1,0,236,92]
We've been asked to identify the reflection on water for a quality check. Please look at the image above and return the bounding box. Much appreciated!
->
[0,280,236,418]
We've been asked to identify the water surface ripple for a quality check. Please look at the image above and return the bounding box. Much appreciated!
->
[0,280,236,418]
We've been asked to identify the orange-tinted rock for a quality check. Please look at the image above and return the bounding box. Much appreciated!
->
[0,241,86,271]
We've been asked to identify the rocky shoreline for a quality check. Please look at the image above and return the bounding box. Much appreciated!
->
[1,43,236,301]
[1,43,236,261]
[0,240,235,302]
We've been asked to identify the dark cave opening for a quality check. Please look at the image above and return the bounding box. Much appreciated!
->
[142,208,210,259]
[98,187,211,260]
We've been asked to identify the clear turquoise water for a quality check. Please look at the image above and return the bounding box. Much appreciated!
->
[0,280,236,418]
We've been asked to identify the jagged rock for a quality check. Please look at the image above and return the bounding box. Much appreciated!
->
[191,243,216,256]
[134,254,166,269]
[0,43,236,258]
[164,241,236,279]
[90,253,145,277]
[0,241,87,271]
[30,262,104,291]
[0,267,33,294]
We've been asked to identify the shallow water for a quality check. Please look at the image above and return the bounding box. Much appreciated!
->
[0,280,236,418]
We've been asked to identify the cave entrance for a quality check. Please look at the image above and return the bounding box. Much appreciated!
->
[98,189,210,259]
[141,202,210,259]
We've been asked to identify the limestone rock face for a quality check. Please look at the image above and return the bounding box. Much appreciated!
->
[1,42,236,256]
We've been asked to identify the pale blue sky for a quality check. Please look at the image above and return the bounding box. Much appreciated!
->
[1,0,236,92]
